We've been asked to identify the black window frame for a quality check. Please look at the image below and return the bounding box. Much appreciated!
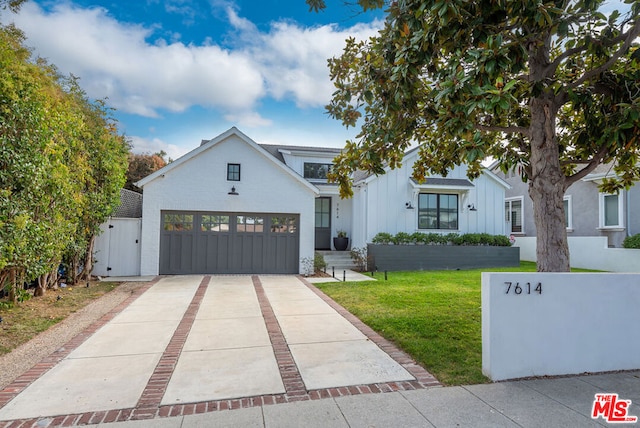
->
[417,193,459,230]
[227,163,241,181]
[303,162,333,180]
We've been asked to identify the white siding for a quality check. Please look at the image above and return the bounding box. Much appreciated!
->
[139,134,316,275]
[352,153,506,245]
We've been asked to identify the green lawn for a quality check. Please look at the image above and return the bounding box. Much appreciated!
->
[316,261,591,386]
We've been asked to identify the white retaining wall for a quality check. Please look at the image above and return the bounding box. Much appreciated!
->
[482,272,640,381]
[514,236,640,272]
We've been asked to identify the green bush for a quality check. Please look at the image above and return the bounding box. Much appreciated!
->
[350,247,368,271]
[492,235,512,247]
[393,232,413,245]
[623,234,640,249]
[371,232,512,246]
[372,232,394,244]
[411,232,427,244]
[314,252,327,271]
[445,233,462,245]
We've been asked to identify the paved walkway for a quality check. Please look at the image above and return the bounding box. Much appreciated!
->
[1,275,638,427]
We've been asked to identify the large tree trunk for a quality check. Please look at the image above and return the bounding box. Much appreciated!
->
[528,95,570,272]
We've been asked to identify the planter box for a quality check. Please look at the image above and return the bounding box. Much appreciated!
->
[333,237,349,251]
[367,244,520,271]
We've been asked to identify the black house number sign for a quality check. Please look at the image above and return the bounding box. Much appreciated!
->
[504,282,542,295]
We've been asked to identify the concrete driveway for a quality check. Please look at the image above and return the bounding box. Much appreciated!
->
[0,275,439,425]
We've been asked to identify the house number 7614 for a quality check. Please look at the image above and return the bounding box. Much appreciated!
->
[504,282,542,295]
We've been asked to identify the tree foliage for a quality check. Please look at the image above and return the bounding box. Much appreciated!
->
[125,152,168,193]
[0,25,128,301]
[0,0,26,14]
[311,0,640,271]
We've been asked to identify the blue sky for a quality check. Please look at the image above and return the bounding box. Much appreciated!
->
[2,1,630,161]
[3,0,384,159]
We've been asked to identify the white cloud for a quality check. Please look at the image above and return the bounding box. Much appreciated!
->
[5,2,265,117]
[224,111,273,128]
[128,135,189,160]
[2,1,380,124]
[250,21,381,108]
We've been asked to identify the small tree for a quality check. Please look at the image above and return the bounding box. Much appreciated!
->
[309,0,640,271]
[125,152,167,193]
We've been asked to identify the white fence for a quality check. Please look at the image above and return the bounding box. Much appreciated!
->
[93,218,141,277]
[482,272,640,381]
[514,236,640,272]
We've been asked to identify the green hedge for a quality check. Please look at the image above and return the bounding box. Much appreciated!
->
[623,234,640,249]
[372,232,512,247]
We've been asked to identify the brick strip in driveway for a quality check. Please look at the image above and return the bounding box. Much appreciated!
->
[253,275,308,400]
[0,275,441,427]
[131,275,211,420]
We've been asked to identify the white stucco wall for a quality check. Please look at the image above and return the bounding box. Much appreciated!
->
[482,272,640,381]
[514,236,640,272]
[139,134,317,275]
[354,155,507,246]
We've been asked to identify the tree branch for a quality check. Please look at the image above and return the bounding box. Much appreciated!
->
[475,124,531,138]
[567,18,640,90]
[547,15,639,78]
[564,144,610,188]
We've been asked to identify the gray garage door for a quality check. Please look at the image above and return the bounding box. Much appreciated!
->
[160,211,299,275]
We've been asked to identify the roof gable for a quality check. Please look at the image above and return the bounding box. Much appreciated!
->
[135,127,318,194]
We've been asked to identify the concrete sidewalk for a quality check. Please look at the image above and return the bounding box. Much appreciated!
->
[0,275,638,427]
[96,370,640,427]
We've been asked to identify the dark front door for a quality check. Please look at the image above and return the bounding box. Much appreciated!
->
[314,197,331,250]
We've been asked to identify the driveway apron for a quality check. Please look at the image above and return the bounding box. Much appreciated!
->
[0,275,439,424]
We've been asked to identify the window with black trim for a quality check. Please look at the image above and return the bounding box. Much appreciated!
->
[418,193,458,230]
[227,163,240,181]
[304,163,332,180]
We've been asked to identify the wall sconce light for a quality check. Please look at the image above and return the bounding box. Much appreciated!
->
[405,202,414,209]
[228,186,239,195]
[467,203,477,211]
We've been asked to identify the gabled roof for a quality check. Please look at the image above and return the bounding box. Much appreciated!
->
[259,144,342,163]
[353,146,510,189]
[135,127,319,195]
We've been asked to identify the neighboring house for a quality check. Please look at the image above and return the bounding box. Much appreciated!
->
[135,127,510,275]
[493,163,640,248]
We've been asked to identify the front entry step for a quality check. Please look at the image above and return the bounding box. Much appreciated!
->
[315,251,357,270]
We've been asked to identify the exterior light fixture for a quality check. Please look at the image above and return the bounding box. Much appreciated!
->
[405,202,414,209]
[228,186,239,195]
[467,204,477,211]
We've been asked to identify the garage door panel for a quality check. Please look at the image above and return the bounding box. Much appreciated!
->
[160,211,298,274]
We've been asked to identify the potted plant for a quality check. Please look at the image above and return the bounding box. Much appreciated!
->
[333,230,349,251]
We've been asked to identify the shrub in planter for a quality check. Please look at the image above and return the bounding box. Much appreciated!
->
[623,233,640,249]
[373,231,513,247]
[445,233,462,245]
[492,234,512,247]
[372,232,394,244]
[393,232,413,245]
[460,233,482,246]
[427,233,448,245]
